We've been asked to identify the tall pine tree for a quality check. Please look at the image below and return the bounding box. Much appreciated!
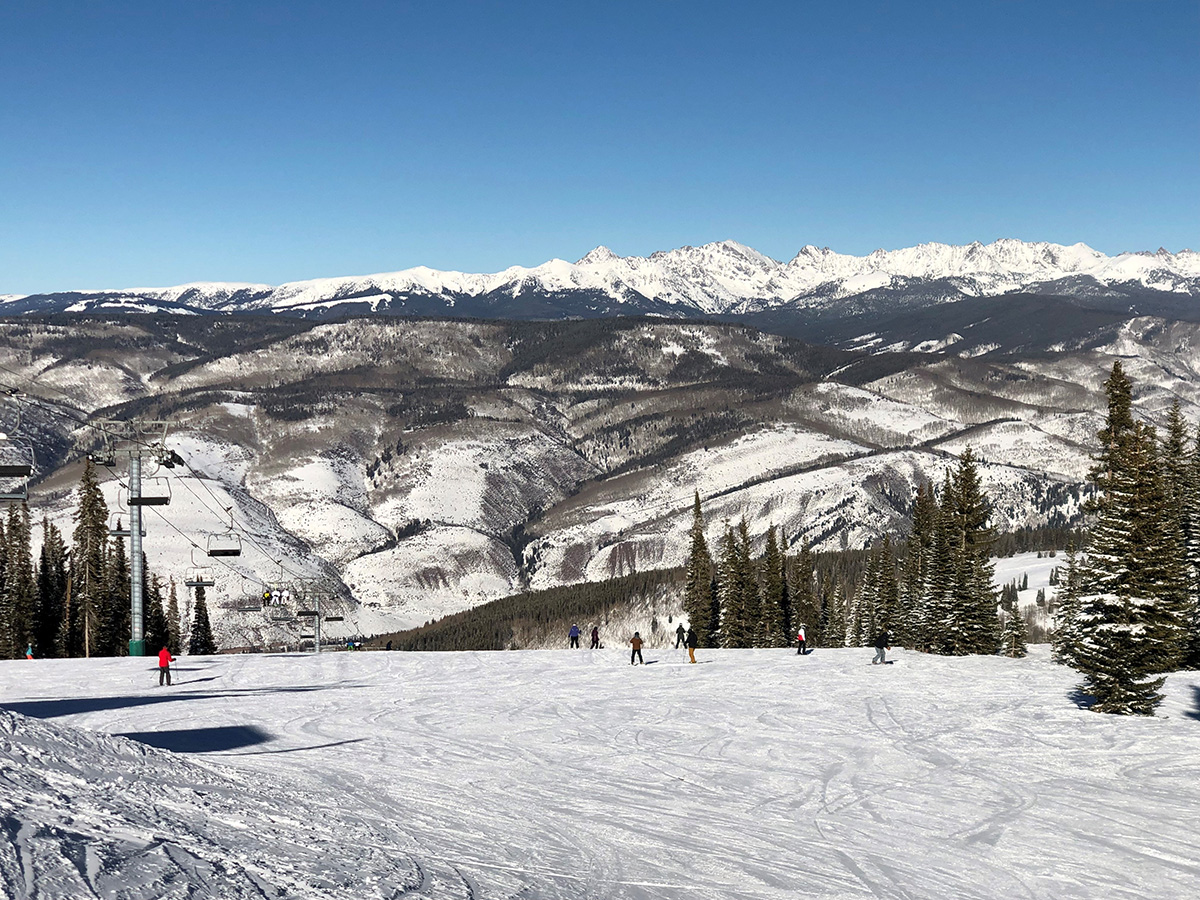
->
[682,493,717,647]
[188,585,217,655]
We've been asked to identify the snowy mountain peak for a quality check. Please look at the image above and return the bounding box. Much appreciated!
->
[577,246,619,265]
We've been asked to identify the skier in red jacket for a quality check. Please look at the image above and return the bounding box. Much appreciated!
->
[158,646,175,686]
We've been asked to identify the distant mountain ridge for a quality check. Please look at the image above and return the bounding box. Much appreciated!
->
[5,239,1198,322]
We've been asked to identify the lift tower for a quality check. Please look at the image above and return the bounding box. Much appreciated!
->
[93,420,179,657]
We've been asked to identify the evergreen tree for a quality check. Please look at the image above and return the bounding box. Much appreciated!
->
[925,471,957,652]
[70,459,108,657]
[143,568,169,654]
[0,512,9,658]
[875,536,899,636]
[4,503,35,659]
[822,580,847,647]
[1076,387,1176,713]
[1052,540,1084,664]
[166,577,182,656]
[737,520,762,646]
[97,529,130,656]
[759,525,788,647]
[999,606,1028,658]
[188,585,217,655]
[682,492,717,647]
[34,517,68,658]
[899,482,937,649]
[717,523,748,647]
[946,449,999,656]
[789,543,819,646]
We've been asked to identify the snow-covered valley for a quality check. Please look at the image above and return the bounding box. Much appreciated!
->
[3,648,1199,899]
[7,312,1199,641]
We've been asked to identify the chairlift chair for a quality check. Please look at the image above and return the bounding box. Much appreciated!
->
[0,479,27,502]
[207,532,242,557]
[128,477,171,506]
[184,566,215,588]
[0,436,33,478]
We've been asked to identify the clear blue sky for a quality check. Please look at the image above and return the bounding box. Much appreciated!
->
[1,1,1196,293]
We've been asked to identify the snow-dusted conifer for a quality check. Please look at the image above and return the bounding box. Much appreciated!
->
[760,525,788,647]
[4,503,34,660]
[166,577,182,656]
[737,520,762,647]
[69,459,108,658]
[683,492,717,647]
[34,517,68,658]
[189,585,217,655]
[790,543,819,646]
[899,482,937,649]
[999,606,1028,658]
[717,524,747,648]
[947,449,999,656]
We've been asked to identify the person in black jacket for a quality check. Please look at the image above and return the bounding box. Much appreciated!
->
[873,630,891,665]
[675,622,686,648]
[686,626,698,664]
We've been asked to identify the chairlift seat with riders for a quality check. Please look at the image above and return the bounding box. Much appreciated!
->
[184,566,215,588]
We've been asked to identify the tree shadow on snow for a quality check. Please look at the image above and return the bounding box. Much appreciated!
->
[1068,688,1098,710]
[1186,685,1200,722]
[117,724,273,753]
[1,684,362,720]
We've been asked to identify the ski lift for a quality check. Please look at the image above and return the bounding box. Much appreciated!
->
[323,616,345,622]
[129,477,171,506]
[207,532,242,557]
[235,601,263,613]
[0,479,26,502]
[184,567,215,588]
[270,609,295,622]
[0,435,33,478]
[107,515,145,539]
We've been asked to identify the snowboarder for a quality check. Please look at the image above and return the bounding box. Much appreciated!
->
[158,646,175,686]
[873,630,891,665]
[569,623,581,649]
[25,644,33,660]
[675,623,686,648]
[630,632,644,665]
[386,640,393,651]
[686,626,698,663]
[796,625,807,655]
[590,625,600,649]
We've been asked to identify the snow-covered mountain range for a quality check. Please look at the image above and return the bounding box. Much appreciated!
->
[5,239,1199,320]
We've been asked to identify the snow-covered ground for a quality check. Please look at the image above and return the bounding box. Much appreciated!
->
[3,648,1199,899]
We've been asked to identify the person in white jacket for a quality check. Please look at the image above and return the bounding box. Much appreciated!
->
[796,625,807,655]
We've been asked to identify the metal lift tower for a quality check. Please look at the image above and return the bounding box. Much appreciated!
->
[93,420,179,657]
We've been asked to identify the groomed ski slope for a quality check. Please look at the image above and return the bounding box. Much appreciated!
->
[2,647,1199,899]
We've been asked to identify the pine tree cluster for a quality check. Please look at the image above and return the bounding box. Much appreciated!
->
[1057,363,1200,715]
[0,459,206,659]
[685,451,1001,656]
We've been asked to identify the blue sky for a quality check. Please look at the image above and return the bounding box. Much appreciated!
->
[1,1,1196,293]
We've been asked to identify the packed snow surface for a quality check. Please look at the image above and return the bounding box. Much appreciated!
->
[3,648,1199,899]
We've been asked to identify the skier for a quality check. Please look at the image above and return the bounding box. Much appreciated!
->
[158,646,175,686]
[873,629,891,665]
[796,624,807,655]
[675,623,686,648]
[386,640,393,651]
[630,632,644,665]
[686,626,698,663]
[590,625,600,649]
[25,644,33,660]
[568,623,581,649]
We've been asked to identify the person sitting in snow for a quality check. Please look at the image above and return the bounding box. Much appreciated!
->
[630,632,644,665]
[158,646,175,686]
